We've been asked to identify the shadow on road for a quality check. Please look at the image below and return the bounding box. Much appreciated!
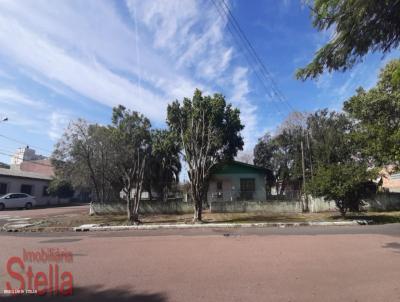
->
[1,286,168,302]
[382,242,400,253]
[334,214,400,224]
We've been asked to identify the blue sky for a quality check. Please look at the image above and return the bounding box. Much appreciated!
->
[0,0,398,165]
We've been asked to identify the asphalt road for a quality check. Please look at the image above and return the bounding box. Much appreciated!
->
[1,224,400,302]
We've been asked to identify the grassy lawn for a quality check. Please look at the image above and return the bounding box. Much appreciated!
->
[21,210,400,231]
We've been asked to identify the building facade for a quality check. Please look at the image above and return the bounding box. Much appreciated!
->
[207,161,270,202]
[11,146,46,165]
[0,168,58,205]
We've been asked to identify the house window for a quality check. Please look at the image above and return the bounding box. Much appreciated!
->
[217,181,223,190]
[43,186,49,197]
[240,178,255,200]
[0,183,7,195]
[21,184,33,195]
[240,178,255,192]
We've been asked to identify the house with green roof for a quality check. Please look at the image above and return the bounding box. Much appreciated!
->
[207,161,272,202]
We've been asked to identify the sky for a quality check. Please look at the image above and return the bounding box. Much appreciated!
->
[0,0,398,167]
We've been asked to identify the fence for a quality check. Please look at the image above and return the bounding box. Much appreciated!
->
[207,189,302,203]
[90,192,400,215]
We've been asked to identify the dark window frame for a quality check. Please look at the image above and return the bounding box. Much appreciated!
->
[20,184,33,195]
[0,182,7,195]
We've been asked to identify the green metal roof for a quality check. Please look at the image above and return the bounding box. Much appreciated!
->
[211,161,268,175]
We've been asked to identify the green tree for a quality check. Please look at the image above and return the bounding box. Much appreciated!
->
[253,113,307,195]
[253,134,276,194]
[147,129,181,202]
[306,109,354,167]
[111,105,152,224]
[52,120,120,204]
[307,163,377,216]
[47,178,74,199]
[167,89,244,222]
[254,110,355,196]
[343,59,400,165]
[297,0,400,80]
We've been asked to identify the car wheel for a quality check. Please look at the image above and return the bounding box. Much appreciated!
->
[0,203,4,211]
[25,202,33,209]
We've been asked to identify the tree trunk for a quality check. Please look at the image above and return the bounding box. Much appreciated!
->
[130,211,140,224]
[126,193,133,222]
[193,199,203,222]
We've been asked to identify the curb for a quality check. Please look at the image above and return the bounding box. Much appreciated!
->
[74,220,370,232]
[2,222,37,232]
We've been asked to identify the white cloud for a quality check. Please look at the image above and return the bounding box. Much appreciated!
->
[126,0,234,80]
[0,88,46,109]
[231,67,259,151]
[0,14,168,121]
[0,0,207,119]
[0,0,262,151]
[48,111,71,141]
[0,87,72,140]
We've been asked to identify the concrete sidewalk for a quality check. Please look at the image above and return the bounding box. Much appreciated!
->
[74,220,370,231]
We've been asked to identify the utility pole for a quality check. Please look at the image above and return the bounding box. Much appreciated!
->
[306,129,313,179]
[300,140,309,212]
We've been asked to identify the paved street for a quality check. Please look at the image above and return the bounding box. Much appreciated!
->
[1,224,400,301]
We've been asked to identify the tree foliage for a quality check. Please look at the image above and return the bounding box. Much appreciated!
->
[306,109,354,167]
[254,113,309,194]
[297,0,400,80]
[53,106,162,224]
[167,89,244,221]
[47,178,74,199]
[146,129,181,202]
[307,163,377,216]
[344,59,400,165]
[111,105,152,224]
[52,120,120,204]
[253,108,378,214]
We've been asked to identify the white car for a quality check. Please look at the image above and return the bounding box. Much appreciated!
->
[0,193,36,210]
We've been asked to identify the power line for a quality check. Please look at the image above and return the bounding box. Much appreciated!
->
[0,133,52,155]
[219,0,295,113]
[210,0,286,116]
[210,0,296,115]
